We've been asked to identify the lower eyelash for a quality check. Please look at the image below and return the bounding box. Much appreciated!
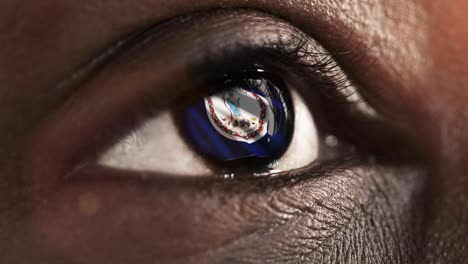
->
[225,155,361,189]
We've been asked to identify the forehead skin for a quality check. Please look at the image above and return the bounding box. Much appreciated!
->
[0,0,467,263]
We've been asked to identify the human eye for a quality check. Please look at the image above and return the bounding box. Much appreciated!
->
[98,68,321,177]
[34,10,394,180]
[28,9,422,263]
[95,15,393,181]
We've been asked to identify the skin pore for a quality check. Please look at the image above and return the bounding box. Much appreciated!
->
[1,0,468,263]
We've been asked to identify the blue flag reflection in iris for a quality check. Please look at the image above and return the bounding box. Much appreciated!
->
[180,79,294,163]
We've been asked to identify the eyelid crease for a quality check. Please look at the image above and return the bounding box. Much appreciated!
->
[54,8,377,126]
[50,8,214,109]
[56,9,367,100]
[53,29,147,106]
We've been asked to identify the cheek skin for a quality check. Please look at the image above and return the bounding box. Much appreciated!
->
[33,166,422,263]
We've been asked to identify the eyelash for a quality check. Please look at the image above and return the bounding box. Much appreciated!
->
[157,39,381,177]
[188,40,358,98]
[163,32,373,170]
[42,9,413,183]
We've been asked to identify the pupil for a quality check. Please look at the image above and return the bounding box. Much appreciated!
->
[179,77,294,166]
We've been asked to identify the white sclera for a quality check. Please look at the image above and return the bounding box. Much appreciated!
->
[269,90,318,172]
[98,90,319,177]
[98,112,212,176]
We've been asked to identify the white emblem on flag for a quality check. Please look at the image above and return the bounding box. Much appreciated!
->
[204,88,273,144]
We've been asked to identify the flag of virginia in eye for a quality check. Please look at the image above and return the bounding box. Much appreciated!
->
[180,79,294,162]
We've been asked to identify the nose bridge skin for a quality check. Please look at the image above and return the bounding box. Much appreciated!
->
[414,0,468,261]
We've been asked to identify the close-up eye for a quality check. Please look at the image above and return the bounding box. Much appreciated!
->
[88,44,381,180]
[28,10,375,181]
[4,0,468,263]
[20,7,429,264]
[45,10,387,180]
[98,72,321,177]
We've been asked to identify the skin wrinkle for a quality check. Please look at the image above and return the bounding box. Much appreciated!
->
[317,171,420,263]
[203,167,409,264]
[194,168,369,262]
[205,162,421,263]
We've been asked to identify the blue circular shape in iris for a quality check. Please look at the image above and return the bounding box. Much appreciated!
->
[179,78,294,164]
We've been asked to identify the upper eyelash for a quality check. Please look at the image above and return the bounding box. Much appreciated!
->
[282,35,374,103]
[60,6,378,142]
[184,30,377,119]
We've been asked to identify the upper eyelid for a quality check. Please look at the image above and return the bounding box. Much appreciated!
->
[55,10,318,106]
[56,9,311,90]
[51,7,379,128]
[51,9,198,103]
[54,9,378,135]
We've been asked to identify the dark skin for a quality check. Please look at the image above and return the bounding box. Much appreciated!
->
[1,0,468,263]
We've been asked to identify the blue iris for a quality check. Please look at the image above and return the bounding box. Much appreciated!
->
[179,78,294,164]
